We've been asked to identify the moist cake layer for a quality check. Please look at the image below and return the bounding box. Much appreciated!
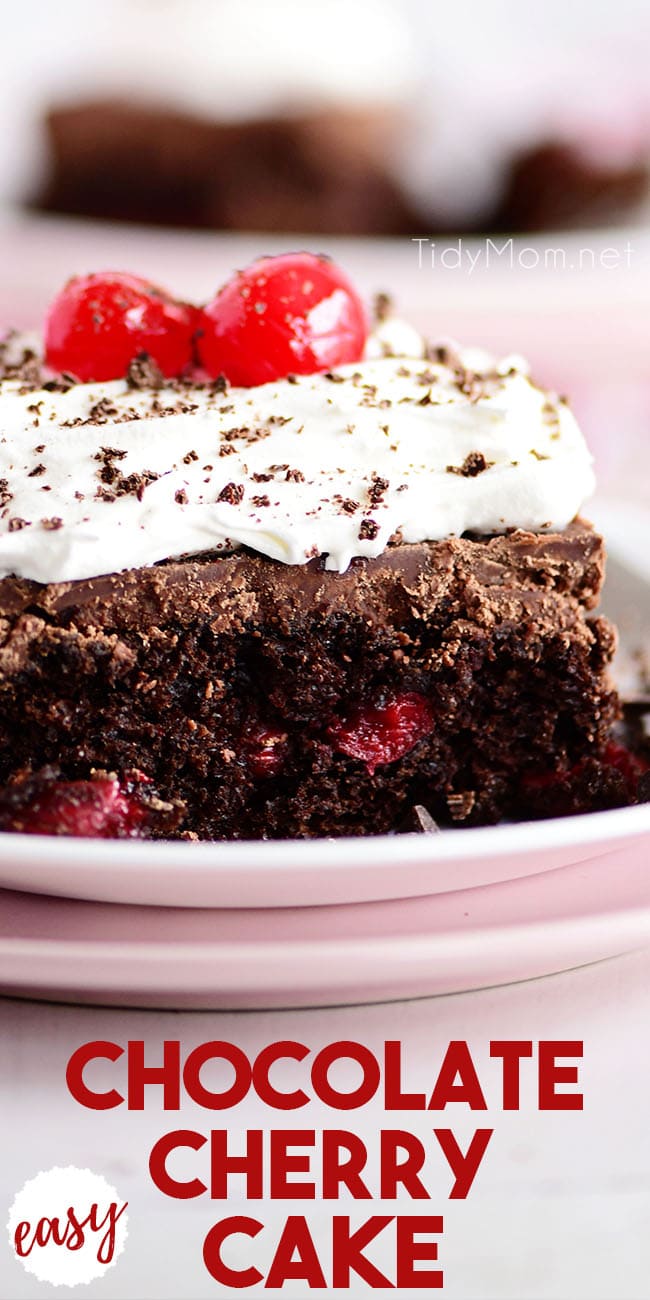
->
[0,522,618,838]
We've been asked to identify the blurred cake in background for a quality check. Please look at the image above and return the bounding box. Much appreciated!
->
[34,0,422,235]
[38,102,420,235]
[404,42,650,236]
[490,93,650,232]
[23,0,650,236]
[491,139,649,233]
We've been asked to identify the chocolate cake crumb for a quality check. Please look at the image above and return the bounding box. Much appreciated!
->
[542,399,560,422]
[174,489,188,505]
[285,469,305,483]
[89,398,120,424]
[447,451,493,477]
[339,498,359,515]
[447,790,476,820]
[0,334,44,389]
[211,374,229,395]
[368,475,389,505]
[0,479,12,508]
[398,804,441,834]
[8,517,30,531]
[373,291,393,322]
[92,445,158,501]
[251,495,270,508]
[413,805,441,833]
[217,482,245,505]
[43,372,78,393]
[428,344,452,364]
[183,450,199,464]
[359,518,379,540]
[455,370,485,402]
[27,464,46,478]
[96,446,128,463]
[41,516,64,530]
[130,472,159,502]
[126,352,165,390]
[637,771,650,804]
[219,445,235,457]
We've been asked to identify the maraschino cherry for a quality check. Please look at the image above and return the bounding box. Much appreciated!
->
[45,271,195,382]
[197,252,367,386]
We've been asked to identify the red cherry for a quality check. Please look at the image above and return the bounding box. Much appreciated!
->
[0,774,150,837]
[44,271,196,381]
[244,725,289,778]
[601,741,648,789]
[329,692,434,776]
[521,741,648,804]
[197,253,367,386]
[520,767,565,793]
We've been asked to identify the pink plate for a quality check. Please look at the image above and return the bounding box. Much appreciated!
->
[0,843,648,1008]
[0,802,648,909]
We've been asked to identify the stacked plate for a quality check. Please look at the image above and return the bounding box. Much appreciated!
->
[0,795,649,1008]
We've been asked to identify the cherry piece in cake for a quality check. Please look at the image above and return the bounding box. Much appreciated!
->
[0,768,184,838]
[329,693,435,776]
[245,725,289,778]
[0,774,147,837]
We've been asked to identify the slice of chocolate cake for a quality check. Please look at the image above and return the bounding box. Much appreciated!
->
[0,523,618,838]
[36,100,421,237]
[0,255,633,839]
[490,139,650,233]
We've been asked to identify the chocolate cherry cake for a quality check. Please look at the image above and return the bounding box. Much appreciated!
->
[0,255,638,839]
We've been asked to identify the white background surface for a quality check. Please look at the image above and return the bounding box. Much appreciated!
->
[1,947,650,1299]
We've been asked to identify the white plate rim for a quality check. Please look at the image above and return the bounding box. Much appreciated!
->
[0,799,648,878]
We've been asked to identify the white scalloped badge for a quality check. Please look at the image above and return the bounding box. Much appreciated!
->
[7,1165,128,1288]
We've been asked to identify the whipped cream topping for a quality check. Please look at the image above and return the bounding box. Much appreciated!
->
[0,330,595,584]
